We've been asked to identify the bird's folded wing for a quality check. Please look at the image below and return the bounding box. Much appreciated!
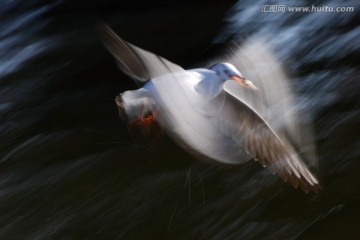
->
[219,81,320,193]
[99,23,184,84]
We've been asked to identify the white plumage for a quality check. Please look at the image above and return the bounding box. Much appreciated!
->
[100,24,320,193]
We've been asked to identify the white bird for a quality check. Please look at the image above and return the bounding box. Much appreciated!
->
[99,24,320,193]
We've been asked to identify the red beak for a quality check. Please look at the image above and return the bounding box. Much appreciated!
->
[229,75,258,90]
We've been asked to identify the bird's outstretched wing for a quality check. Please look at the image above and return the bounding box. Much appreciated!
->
[98,23,183,84]
[206,36,317,168]
[217,81,320,193]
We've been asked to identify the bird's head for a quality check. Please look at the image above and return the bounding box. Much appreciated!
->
[209,63,257,90]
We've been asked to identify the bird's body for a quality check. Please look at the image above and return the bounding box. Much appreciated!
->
[100,24,320,193]
[137,69,252,164]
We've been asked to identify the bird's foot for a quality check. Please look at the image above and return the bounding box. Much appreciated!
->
[128,112,163,144]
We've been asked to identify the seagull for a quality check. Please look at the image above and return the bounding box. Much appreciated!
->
[99,24,320,193]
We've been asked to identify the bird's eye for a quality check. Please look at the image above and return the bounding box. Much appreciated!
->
[224,70,230,74]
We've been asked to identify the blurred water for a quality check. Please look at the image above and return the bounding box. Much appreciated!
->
[0,0,359,239]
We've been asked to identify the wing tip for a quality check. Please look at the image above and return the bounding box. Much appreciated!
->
[295,175,322,194]
[257,160,322,194]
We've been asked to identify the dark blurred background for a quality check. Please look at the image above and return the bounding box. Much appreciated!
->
[1,0,359,239]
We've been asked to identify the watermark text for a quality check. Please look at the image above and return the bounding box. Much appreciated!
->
[261,5,354,13]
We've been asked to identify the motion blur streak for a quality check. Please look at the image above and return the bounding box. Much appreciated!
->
[0,0,360,239]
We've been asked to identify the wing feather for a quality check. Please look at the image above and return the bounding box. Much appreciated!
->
[205,37,317,168]
[220,82,320,193]
[98,23,183,84]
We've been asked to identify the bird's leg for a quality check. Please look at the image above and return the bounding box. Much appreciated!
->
[118,91,163,145]
[128,103,163,143]
[139,104,163,139]
[140,102,154,125]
